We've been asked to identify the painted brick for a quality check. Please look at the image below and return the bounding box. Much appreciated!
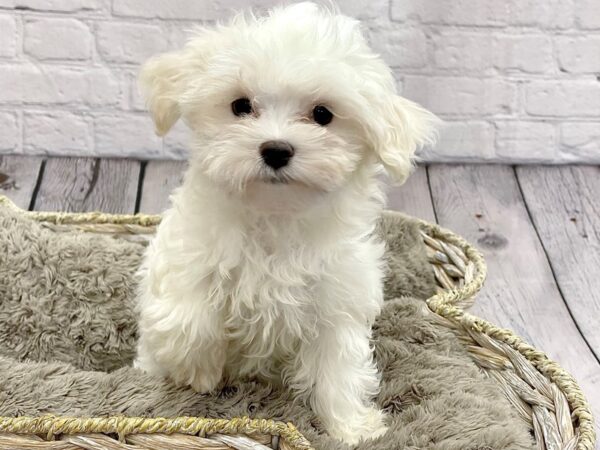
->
[576,0,600,29]
[337,0,388,20]
[0,64,121,106]
[94,114,162,157]
[432,32,493,72]
[392,0,573,28]
[430,31,557,84]
[420,121,496,161]
[12,0,99,12]
[560,122,600,161]
[506,0,574,29]
[0,111,19,152]
[112,0,207,20]
[493,35,554,73]
[97,22,168,64]
[556,36,600,73]
[402,76,517,116]
[0,64,58,103]
[23,111,92,155]
[526,81,600,117]
[0,15,17,58]
[166,23,194,49]
[112,0,278,20]
[24,18,92,61]
[369,27,427,69]
[111,0,372,20]
[391,0,509,26]
[0,0,597,163]
[128,73,146,111]
[495,121,557,161]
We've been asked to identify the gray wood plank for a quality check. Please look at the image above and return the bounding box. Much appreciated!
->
[428,164,600,417]
[0,155,43,210]
[385,166,436,223]
[517,166,600,360]
[33,157,141,214]
[138,160,187,214]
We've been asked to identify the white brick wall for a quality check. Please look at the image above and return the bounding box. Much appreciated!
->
[24,18,93,60]
[0,0,598,163]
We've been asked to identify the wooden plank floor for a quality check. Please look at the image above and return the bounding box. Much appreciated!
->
[427,165,600,430]
[0,156,599,434]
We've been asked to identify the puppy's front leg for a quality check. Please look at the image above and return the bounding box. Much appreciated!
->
[293,321,387,445]
[135,288,227,394]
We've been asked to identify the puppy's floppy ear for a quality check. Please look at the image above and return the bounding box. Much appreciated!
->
[139,52,190,136]
[139,31,213,136]
[369,94,439,184]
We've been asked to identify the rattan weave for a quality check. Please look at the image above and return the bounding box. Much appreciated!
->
[0,196,595,450]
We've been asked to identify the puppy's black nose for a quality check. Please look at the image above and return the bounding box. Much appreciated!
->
[260,140,295,170]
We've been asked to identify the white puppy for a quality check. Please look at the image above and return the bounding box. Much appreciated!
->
[134,2,437,444]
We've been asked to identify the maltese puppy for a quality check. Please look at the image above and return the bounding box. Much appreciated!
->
[134,2,437,444]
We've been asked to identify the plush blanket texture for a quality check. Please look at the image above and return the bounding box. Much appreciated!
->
[0,203,533,449]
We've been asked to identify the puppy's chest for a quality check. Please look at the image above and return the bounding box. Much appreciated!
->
[226,246,319,313]
[221,237,322,343]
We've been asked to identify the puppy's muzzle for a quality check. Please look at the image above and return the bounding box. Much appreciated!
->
[260,140,294,170]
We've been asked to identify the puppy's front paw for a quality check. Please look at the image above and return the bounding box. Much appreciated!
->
[328,407,388,445]
[187,368,222,394]
[133,355,167,377]
[161,359,224,394]
[134,353,222,393]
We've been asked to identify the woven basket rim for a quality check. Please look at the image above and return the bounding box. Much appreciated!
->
[0,195,595,450]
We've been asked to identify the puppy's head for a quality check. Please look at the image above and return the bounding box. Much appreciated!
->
[140,2,437,210]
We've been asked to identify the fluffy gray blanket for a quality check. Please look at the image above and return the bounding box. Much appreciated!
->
[0,203,533,449]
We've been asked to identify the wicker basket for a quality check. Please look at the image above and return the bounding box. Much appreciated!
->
[0,196,595,450]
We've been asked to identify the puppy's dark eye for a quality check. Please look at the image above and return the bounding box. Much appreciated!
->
[231,97,253,116]
[312,105,333,126]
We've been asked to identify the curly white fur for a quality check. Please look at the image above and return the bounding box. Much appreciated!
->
[134,2,437,444]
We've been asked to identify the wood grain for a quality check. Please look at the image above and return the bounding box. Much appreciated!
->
[0,155,43,210]
[33,157,141,214]
[428,165,600,417]
[138,160,187,214]
[517,166,600,360]
[385,166,436,223]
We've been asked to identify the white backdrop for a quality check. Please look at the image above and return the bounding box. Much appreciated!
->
[0,0,598,163]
